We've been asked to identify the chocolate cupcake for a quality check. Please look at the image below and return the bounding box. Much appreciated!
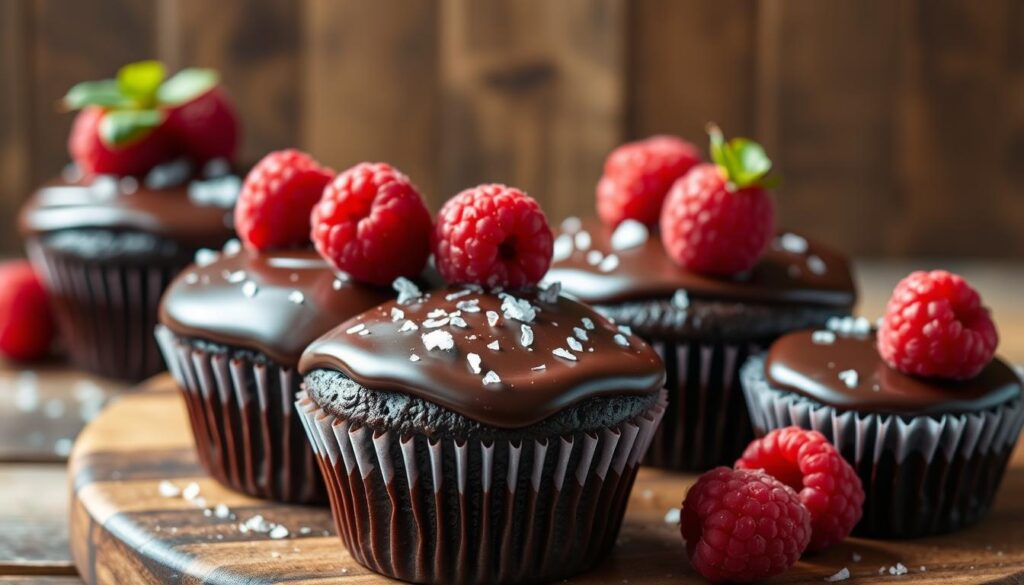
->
[545,217,855,470]
[157,247,392,504]
[296,285,665,584]
[20,62,242,381]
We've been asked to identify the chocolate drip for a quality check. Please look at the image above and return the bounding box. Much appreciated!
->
[765,330,1022,415]
[300,287,666,428]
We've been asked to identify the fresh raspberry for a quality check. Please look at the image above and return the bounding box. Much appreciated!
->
[877,270,998,380]
[234,149,334,252]
[312,162,432,286]
[680,467,811,583]
[164,86,240,164]
[596,135,700,227]
[736,427,864,551]
[0,261,56,361]
[433,184,553,288]
[68,106,172,177]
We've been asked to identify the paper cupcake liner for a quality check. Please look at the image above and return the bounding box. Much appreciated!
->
[26,239,175,381]
[642,340,760,471]
[742,358,1024,538]
[296,389,667,585]
[156,326,327,505]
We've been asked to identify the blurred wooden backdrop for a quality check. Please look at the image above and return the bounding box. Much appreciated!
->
[2,0,1022,258]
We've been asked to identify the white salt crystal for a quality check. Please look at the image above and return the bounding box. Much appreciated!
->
[567,337,583,352]
[779,232,809,254]
[409,354,421,363]
[445,289,472,301]
[222,239,242,256]
[574,230,592,251]
[422,317,450,329]
[561,216,582,234]
[538,281,561,304]
[520,324,535,348]
[241,281,258,298]
[807,255,827,275]
[194,249,218,267]
[392,277,422,304]
[825,568,850,582]
[672,289,690,309]
[500,294,537,323]
[288,290,304,304]
[610,219,649,251]
[346,323,366,335]
[182,482,201,501]
[399,320,419,332]
[553,348,577,361]
[487,341,500,351]
[586,250,604,266]
[158,481,181,498]
[482,371,501,385]
[269,525,290,539]
[599,254,620,272]
[573,327,588,342]
[467,353,482,374]
[812,330,837,345]
[531,365,546,371]
[664,508,681,524]
[581,317,595,331]
[552,234,574,262]
[456,299,480,313]
[889,563,908,576]
[449,315,468,328]
[838,369,859,389]
[214,504,232,519]
[422,330,455,351]
[614,334,630,347]
[486,311,500,327]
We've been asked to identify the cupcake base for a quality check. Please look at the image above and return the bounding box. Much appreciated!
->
[157,326,327,505]
[742,356,1024,538]
[296,389,666,585]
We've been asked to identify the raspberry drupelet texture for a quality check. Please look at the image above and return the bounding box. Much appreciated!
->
[736,427,864,551]
[0,261,55,361]
[311,162,433,286]
[234,149,334,252]
[69,106,171,177]
[680,467,811,583]
[433,184,553,288]
[877,270,998,380]
[596,135,700,227]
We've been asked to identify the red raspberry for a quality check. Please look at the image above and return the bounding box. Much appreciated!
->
[164,86,240,164]
[680,467,811,583]
[433,184,553,288]
[736,427,864,551]
[68,106,172,177]
[234,149,334,252]
[877,270,998,380]
[312,162,432,286]
[596,135,700,227]
[0,261,56,361]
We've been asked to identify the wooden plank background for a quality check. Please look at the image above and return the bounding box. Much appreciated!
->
[1,0,1022,258]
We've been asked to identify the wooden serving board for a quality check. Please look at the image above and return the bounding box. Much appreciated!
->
[70,375,1024,584]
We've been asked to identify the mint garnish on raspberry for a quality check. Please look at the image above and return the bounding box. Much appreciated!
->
[707,122,778,190]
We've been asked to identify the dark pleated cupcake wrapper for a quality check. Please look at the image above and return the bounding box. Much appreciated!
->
[156,326,327,505]
[642,340,760,471]
[26,239,173,382]
[742,361,1024,538]
[296,389,666,585]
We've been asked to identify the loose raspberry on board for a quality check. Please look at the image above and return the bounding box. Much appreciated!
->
[0,261,56,362]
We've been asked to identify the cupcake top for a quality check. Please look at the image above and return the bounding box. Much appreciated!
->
[20,166,238,248]
[159,246,392,365]
[299,285,666,428]
[546,217,856,308]
[764,328,1021,415]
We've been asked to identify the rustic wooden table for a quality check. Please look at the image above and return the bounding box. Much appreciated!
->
[2,260,1023,584]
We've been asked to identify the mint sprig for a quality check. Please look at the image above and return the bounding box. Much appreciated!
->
[707,123,777,190]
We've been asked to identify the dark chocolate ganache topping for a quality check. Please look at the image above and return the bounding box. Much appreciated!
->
[765,329,1022,415]
[299,285,666,428]
[545,217,856,307]
[159,248,393,365]
[20,166,238,248]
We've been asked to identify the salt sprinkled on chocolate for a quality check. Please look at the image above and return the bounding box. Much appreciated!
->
[449,314,468,328]
[838,369,859,389]
[581,317,595,330]
[586,250,604,266]
[427,308,447,318]
[288,290,305,304]
[567,337,583,352]
[812,330,837,345]
[573,230,591,251]
[422,330,455,351]
[456,298,481,312]
[222,238,242,256]
[610,219,649,251]
[825,567,850,582]
[672,289,690,309]
[531,365,546,371]
[423,317,450,329]
[225,270,246,283]
[240,281,257,298]
[500,294,537,323]
[346,323,366,335]
[482,371,501,385]
[467,353,482,374]
[538,281,561,304]
[487,340,500,351]
[573,327,588,341]
[399,320,419,332]
[614,334,630,347]
[409,354,421,362]
[561,216,582,234]
[807,255,827,275]
[390,307,405,322]
[445,289,472,301]
[553,348,577,361]
[392,277,422,305]
[552,234,574,262]
[195,248,218,267]
[599,254,620,272]
[486,310,500,327]
[520,324,535,348]
[778,232,809,254]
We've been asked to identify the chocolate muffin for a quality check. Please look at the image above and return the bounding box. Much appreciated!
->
[20,166,238,381]
[296,285,666,584]
[545,217,856,470]
[157,247,392,504]
[742,327,1024,538]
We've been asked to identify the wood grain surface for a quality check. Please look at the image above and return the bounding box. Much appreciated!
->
[68,374,1024,584]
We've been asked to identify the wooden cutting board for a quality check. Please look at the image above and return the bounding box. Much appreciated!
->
[69,375,1024,584]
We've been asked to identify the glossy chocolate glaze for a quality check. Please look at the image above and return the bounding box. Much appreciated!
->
[546,217,856,307]
[765,330,1022,414]
[159,249,393,365]
[20,175,235,248]
[299,286,666,428]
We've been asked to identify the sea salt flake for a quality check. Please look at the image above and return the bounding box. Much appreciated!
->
[223,239,242,256]
[779,232,809,254]
[390,307,405,322]
[520,324,535,348]
[456,299,481,313]
[195,249,218,267]
[581,317,595,330]
[158,481,181,498]
[500,294,537,323]
[664,508,681,524]
[486,311,500,327]
[482,371,501,385]
[610,219,649,251]
[288,290,304,304]
[553,234,574,262]
[467,353,482,374]
[838,369,859,389]
[618,325,633,336]
[889,563,908,576]
[614,334,630,347]
[346,323,366,335]
[409,354,421,363]
[182,482,201,501]
[427,308,447,318]
[812,330,837,345]
[807,255,827,275]
[574,230,592,251]
[241,281,258,298]
[567,337,583,352]
[445,289,472,301]
[553,348,577,361]
[586,250,604,266]
[538,281,561,304]
[214,504,232,519]
[400,320,419,332]
[672,289,690,309]
[487,341,500,351]
[599,254,620,272]
[825,567,850,582]
[561,216,582,234]
[573,327,588,342]
[422,330,455,351]
[531,365,546,371]
[423,317,450,329]
[332,278,344,290]
[224,270,246,283]
[392,277,422,304]
[269,525,290,539]
[449,315,468,328]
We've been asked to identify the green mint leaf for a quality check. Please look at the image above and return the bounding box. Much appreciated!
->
[156,68,219,105]
[707,123,742,183]
[63,79,131,109]
[98,109,163,146]
[117,60,166,107]
[729,138,772,188]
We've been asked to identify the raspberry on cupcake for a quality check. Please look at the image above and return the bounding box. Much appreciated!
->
[741,271,1023,537]
[597,135,700,227]
[20,61,243,381]
[296,186,667,584]
[546,125,857,471]
[157,153,408,504]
